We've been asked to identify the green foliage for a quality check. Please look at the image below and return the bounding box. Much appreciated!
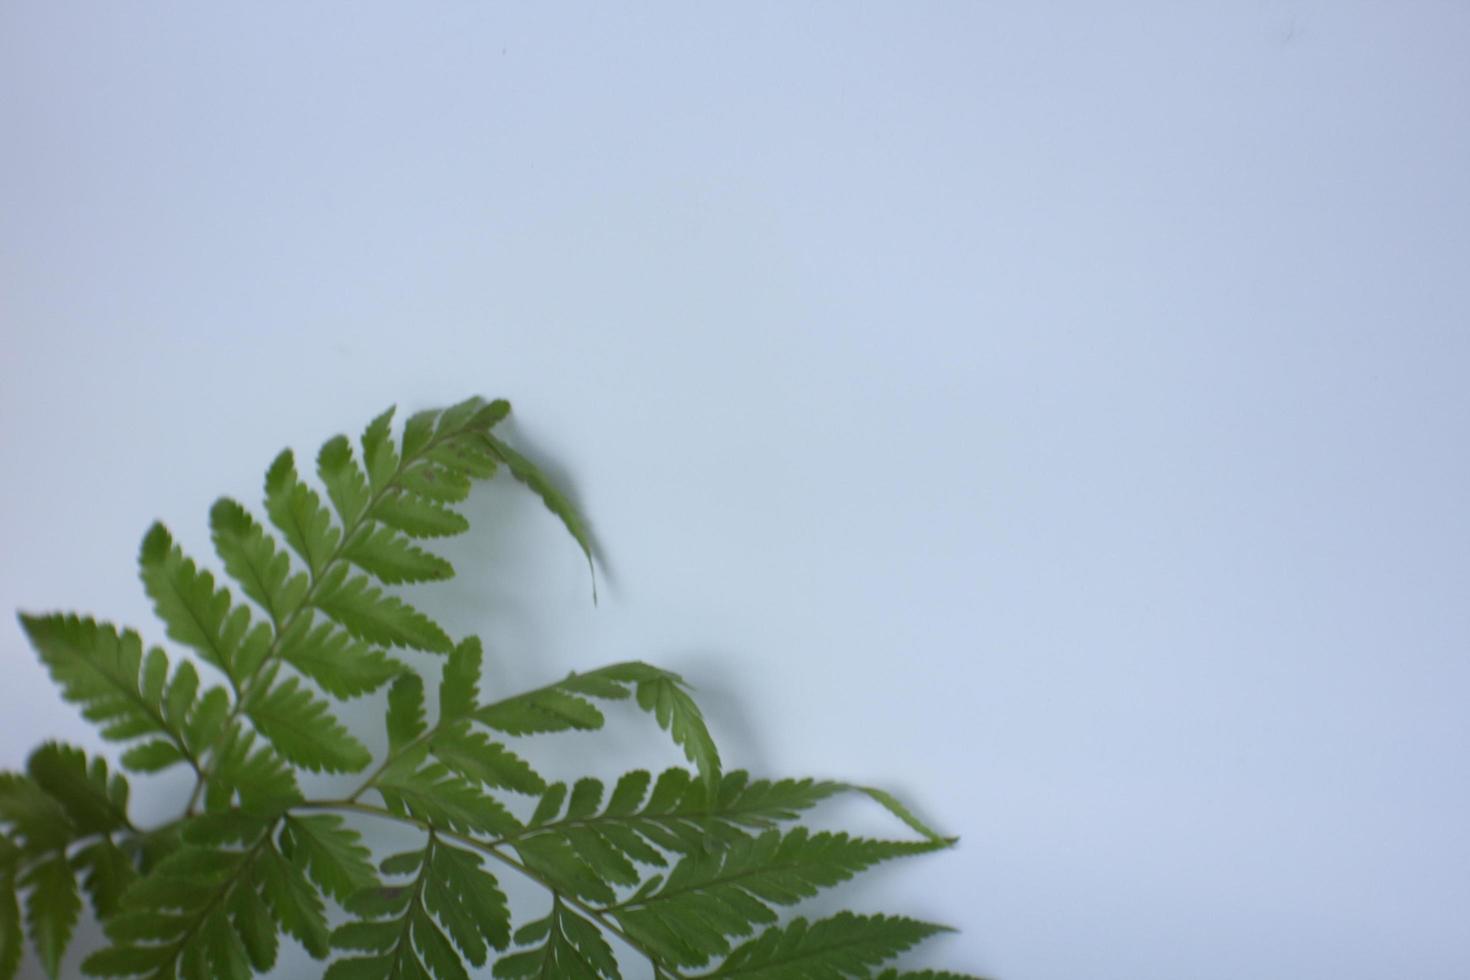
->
[4,397,980,980]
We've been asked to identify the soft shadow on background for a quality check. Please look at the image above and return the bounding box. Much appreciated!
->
[3,3,1469,978]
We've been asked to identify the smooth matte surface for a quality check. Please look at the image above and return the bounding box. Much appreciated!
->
[3,3,1468,978]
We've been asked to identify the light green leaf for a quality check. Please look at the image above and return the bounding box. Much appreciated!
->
[318,436,373,529]
[612,829,945,968]
[346,526,453,585]
[16,615,201,773]
[264,449,342,577]
[247,676,372,773]
[210,498,309,624]
[438,638,481,723]
[429,726,545,796]
[139,522,273,686]
[375,751,520,839]
[374,493,470,539]
[314,568,453,654]
[277,618,404,699]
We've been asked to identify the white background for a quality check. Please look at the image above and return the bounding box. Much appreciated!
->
[3,3,1469,978]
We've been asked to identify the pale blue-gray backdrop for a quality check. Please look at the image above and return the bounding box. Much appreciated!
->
[3,3,1468,978]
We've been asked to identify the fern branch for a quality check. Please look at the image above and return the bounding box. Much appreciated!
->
[299,800,692,979]
[186,409,509,814]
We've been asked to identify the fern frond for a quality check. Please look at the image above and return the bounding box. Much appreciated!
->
[84,824,284,979]
[609,828,945,968]
[279,815,379,905]
[246,673,372,774]
[18,615,212,776]
[386,674,428,753]
[26,743,132,836]
[373,748,521,839]
[437,639,481,724]
[0,752,140,972]
[203,726,302,813]
[276,618,403,700]
[264,450,342,578]
[314,567,452,655]
[428,726,546,797]
[706,913,948,979]
[210,498,308,626]
[476,662,721,790]
[326,834,510,980]
[529,768,843,859]
[22,853,81,979]
[84,814,344,977]
[6,397,978,980]
[492,896,620,980]
[138,523,273,689]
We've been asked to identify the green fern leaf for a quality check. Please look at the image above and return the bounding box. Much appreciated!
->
[204,726,303,813]
[23,853,81,978]
[7,397,977,980]
[26,743,131,836]
[17,615,204,775]
[515,768,841,882]
[83,829,278,979]
[428,726,545,796]
[437,639,481,724]
[509,834,616,907]
[277,618,404,699]
[255,841,331,958]
[493,897,620,980]
[247,675,372,773]
[475,688,605,736]
[0,775,72,854]
[477,663,721,790]
[374,494,469,539]
[387,674,428,753]
[422,839,509,964]
[327,835,508,980]
[619,666,721,793]
[345,526,454,585]
[610,828,945,968]
[706,913,948,979]
[138,523,272,686]
[72,840,137,918]
[374,749,520,839]
[279,815,379,904]
[210,498,309,625]
[314,568,452,654]
[360,409,400,495]
[264,450,342,578]
[318,436,373,529]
